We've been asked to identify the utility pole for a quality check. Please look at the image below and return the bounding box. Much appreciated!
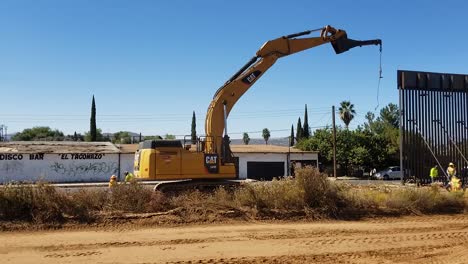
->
[332,106,337,178]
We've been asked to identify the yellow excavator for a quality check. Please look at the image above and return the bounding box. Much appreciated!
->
[134,25,381,191]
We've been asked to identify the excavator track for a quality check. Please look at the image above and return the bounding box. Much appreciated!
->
[154,179,244,193]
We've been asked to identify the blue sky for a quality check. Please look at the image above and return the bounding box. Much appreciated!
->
[1,0,467,139]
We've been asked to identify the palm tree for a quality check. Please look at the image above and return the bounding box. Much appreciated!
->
[262,128,270,145]
[339,101,356,129]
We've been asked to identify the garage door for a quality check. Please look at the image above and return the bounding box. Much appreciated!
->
[247,162,285,181]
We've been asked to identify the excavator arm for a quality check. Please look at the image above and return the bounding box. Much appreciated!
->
[205,25,381,161]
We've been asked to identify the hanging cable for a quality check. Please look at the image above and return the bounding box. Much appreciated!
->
[375,44,383,111]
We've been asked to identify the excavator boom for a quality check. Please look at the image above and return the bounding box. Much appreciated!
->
[205,25,382,161]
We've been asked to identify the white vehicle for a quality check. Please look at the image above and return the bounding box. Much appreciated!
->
[373,166,402,180]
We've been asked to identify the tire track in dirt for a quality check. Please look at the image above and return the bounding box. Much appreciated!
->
[368,214,468,224]
[164,242,468,264]
[2,214,468,264]
[44,251,102,259]
[35,238,219,252]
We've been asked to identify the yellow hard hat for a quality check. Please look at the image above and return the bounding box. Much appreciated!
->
[449,162,454,166]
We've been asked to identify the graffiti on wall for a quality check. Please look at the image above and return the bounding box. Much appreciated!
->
[50,162,118,177]
[0,161,24,174]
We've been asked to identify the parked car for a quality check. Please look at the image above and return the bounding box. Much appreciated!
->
[373,166,402,180]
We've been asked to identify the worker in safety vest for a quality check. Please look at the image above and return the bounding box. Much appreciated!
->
[445,162,457,189]
[109,175,118,188]
[446,162,457,180]
[429,165,438,183]
[124,171,135,183]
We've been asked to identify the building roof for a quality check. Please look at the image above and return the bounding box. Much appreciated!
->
[230,144,317,154]
[0,141,120,154]
[116,144,139,153]
[0,142,316,155]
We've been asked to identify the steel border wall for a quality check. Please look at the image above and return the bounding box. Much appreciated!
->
[398,70,468,185]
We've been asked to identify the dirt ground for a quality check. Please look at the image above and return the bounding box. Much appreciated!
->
[1,214,468,264]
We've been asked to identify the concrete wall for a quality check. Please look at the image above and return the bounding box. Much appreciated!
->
[119,154,135,181]
[0,151,318,183]
[0,153,120,183]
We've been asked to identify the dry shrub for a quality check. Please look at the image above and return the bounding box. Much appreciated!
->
[107,183,153,212]
[147,191,172,212]
[232,167,347,218]
[169,190,217,221]
[385,187,465,214]
[233,179,299,210]
[1,176,466,226]
[64,189,109,222]
[342,186,386,212]
[0,183,67,223]
[295,167,347,217]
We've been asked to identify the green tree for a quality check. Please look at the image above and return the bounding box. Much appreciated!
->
[90,95,97,141]
[296,127,333,163]
[12,127,64,141]
[363,111,376,132]
[84,128,106,142]
[302,104,310,139]
[296,117,303,141]
[290,125,295,146]
[379,103,399,128]
[242,132,250,145]
[68,131,84,141]
[164,134,176,139]
[339,101,356,129]
[191,111,197,144]
[113,131,132,144]
[363,103,400,165]
[262,128,271,145]
[296,102,401,175]
[297,127,389,175]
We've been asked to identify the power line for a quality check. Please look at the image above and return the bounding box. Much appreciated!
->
[0,106,331,117]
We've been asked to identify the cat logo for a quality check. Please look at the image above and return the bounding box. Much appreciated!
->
[241,70,262,84]
[204,154,219,173]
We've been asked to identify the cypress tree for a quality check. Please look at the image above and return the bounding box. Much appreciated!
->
[303,104,310,139]
[90,95,97,141]
[290,124,295,146]
[191,111,197,144]
[242,132,250,145]
[296,117,303,141]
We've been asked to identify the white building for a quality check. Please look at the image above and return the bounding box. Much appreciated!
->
[0,142,318,183]
[231,145,318,180]
[0,142,124,183]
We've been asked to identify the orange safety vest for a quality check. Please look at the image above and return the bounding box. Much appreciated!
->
[109,179,118,188]
[451,176,461,191]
